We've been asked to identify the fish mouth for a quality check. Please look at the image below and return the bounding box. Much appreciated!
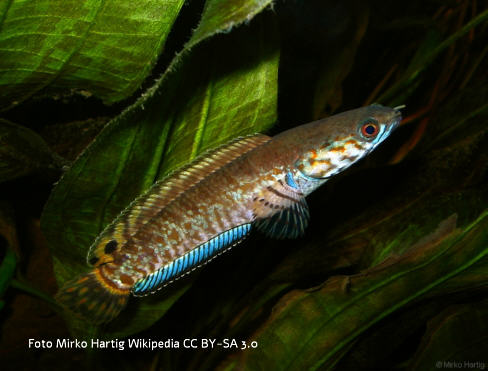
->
[390,108,402,129]
[381,113,402,141]
[392,115,402,129]
[392,105,404,127]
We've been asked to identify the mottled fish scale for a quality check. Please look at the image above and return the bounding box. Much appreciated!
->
[56,105,402,323]
[87,134,271,266]
[121,149,309,286]
[92,141,273,289]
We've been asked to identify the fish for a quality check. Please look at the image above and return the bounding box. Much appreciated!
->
[55,104,402,324]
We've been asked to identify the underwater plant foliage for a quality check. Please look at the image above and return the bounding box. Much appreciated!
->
[0,0,487,369]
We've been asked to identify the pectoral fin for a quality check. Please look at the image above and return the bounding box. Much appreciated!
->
[255,198,309,239]
[253,171,310,239]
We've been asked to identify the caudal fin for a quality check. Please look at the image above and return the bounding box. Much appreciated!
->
[55,270,130,324]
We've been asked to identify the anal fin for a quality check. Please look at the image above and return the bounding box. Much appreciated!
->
[132,224,252,296]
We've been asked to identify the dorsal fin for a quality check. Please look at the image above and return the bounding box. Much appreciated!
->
[87,134,271,266]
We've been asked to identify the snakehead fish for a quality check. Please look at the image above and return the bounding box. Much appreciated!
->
[56,104,402,323]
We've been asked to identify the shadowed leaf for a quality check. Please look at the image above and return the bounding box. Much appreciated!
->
[0,118,64,183]
[312,2,369,118]
[230,211,488,370]
[0,202,17,300]
[378,7,488,105]
[410,300,488,370]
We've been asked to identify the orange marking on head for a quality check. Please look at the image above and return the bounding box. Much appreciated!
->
[354,143,363,150]
[309,149,317,159]
[330,146,346,153]
[318,159,332,165]
[345,139,357,145]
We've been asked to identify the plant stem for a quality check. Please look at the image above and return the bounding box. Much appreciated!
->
[10,278,61,312]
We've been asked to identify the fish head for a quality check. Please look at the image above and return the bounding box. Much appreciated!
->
[295,104,402,179]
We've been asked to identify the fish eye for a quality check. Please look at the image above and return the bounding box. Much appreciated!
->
[359,119,379,139]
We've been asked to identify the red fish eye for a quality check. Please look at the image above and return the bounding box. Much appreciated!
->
[361,122,379,137]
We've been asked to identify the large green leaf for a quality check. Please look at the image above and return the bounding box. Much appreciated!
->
[229,211,488,370]
[0,0,185,110]
[41,1,277,339]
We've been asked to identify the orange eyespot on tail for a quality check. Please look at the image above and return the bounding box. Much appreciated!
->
[55,270,130,324]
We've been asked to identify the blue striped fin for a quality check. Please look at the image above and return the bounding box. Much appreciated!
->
[132,223,252,295]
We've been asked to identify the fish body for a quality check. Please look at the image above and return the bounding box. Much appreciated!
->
[56,105,402,323]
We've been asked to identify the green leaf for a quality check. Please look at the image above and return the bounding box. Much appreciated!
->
[0,118,64,183]
[189,0,276,46]
[0,0,185,110]
[410,300,488,370]
[41,2,278,339]
[232,211,488,370]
